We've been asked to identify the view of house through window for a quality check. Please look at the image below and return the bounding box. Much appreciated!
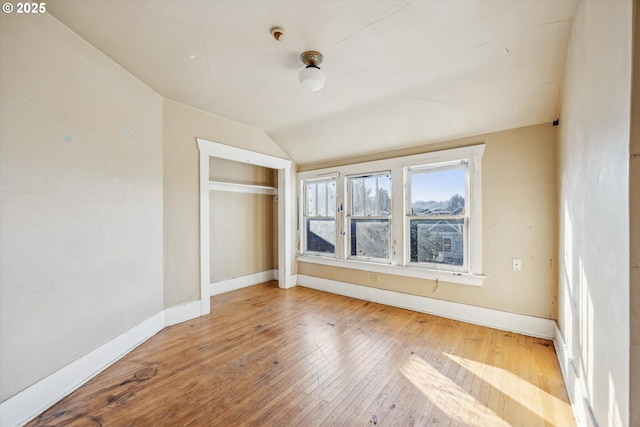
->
[304,178,336,254]
[347,172,391,261]
[408,164,467,270]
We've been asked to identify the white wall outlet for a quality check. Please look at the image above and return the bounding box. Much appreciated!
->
[512,258,522,271]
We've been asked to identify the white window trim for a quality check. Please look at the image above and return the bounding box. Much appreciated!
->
[346,171,392,263]
[297,144,485,287]
[405,161,468,273]
[301,176,338,257]
[197,138,293,316]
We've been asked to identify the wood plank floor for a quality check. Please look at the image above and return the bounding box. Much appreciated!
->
[28,282,575,427]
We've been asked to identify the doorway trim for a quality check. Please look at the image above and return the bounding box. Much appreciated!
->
[197,138,293,315]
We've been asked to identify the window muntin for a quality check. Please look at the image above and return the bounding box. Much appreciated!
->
[303,178,336,255]
[407,163,467,271]
[347,172,391,262]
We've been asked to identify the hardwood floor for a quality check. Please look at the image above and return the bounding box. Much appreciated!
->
[28,282,575,426]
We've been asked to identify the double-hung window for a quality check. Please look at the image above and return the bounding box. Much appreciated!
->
[303,178,337,255]
[407,162,467,272]
[298,144,484,286]
[347,172,391,262]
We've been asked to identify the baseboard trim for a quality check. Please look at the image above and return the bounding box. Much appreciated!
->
[553,325,596,427]
[164,299,202,326]
[0,311,164,427]
[297,274,555,339]
[279,274,298,289]
[210,270,275,296]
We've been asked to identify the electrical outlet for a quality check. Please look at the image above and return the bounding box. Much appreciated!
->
[512,258,522,271]
[369,273,380,281]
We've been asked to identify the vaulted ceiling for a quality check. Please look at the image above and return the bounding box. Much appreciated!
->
[47,0,578,164]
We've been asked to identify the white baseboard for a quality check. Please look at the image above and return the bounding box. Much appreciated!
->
[297,274,555,339]
[553,325,597,427]
[279,274,298,289]
[164,299,202,326]
[0,311,165,427]
[210,269,276,296]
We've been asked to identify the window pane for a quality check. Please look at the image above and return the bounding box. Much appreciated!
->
[378,174,391,215]
[327,180,336,216]
[306,219,335,253]
[410,167,465,216]
[306,182,316,216]
[351,178,364,216]
[364,176,377,216]
[350,219,389,259]
[317,181,327,216]
[410,219,463,265]
[350,174,391,216]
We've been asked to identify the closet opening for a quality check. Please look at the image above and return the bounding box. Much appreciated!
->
[197,138,293,316]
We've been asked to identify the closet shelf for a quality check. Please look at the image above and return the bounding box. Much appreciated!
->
[208,180,277,195]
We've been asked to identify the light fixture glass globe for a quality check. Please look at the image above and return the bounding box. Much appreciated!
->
[299,65,325,92]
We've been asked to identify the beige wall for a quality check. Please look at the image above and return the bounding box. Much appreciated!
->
[210,192,275,282]
[210,158,276,187]
[299,123,558,319]
[558,1,632,426]
[630,2,639,426]
[163,100,289,307]
[0,13,164,401]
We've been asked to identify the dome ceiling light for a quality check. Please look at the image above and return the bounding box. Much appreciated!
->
[299,50,325,92]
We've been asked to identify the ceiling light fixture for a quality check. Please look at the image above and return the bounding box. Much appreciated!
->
[299,51,325,92]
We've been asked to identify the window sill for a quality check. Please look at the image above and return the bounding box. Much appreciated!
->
[297,254,485,286]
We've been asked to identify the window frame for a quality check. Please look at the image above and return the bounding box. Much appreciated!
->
[297,144,485,286]
[406,161,468,272]
[301,176,338,257]
[346,171,392,263]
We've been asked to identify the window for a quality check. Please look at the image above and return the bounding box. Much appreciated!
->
[303,178,336,255]
[347,172,391,261]
[297,144,484,286]
[407,163,467,271]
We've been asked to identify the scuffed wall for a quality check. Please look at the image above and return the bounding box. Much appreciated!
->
[628,1,639,426]
[0,13,164,401]
[557,1,632,425]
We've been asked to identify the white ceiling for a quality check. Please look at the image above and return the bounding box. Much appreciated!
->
[47,0,577,165]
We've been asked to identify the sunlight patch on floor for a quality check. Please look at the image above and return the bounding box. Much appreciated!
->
[400,353,510,426]
[446,352,572,426]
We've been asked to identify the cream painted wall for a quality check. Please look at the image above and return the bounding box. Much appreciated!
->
[558,1,632,426]
[630,3,639,425]
[163,100,289,307]
[0,13,164,402]
[299,123,558,319]
[209,158,276,187]
[210,192,275,282]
